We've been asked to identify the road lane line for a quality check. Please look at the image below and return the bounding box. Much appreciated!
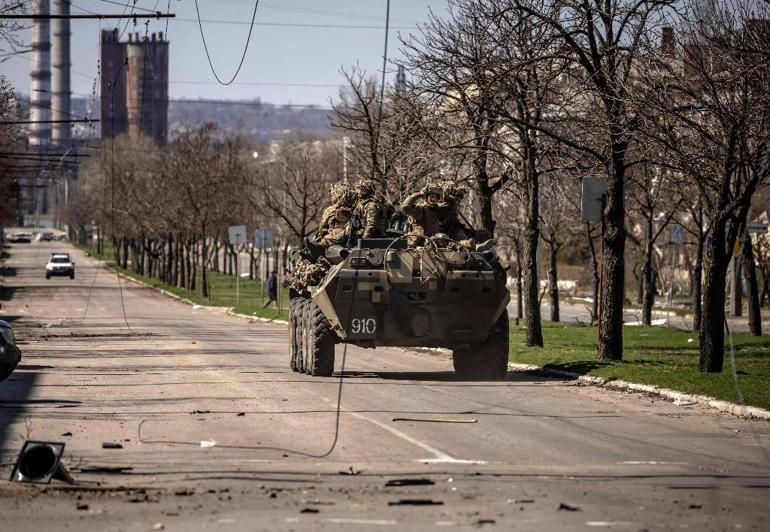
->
[347,410,487,465]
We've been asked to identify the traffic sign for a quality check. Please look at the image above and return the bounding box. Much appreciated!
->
[228,225,247,246]
[580,177,608,222]
[255,228,275,249]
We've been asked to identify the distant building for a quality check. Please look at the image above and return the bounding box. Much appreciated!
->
[100,29,168,145]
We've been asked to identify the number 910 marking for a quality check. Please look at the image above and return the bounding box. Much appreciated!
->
[351,318,376,335]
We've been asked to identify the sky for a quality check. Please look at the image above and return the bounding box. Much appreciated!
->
[3,0,449,105]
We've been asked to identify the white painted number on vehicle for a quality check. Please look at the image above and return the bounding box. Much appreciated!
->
[352,318,377,335]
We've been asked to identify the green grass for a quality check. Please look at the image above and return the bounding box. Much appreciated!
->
[510,321,770,410]
[75,241,290,321]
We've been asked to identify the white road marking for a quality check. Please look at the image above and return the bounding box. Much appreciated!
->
[326,518,397,525]
[586,522,635,527]
[348,410,487,465]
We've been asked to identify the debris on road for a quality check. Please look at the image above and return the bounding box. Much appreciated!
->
[101,442,123,449]
[76,503,89,511]
[558,503,581,512]
[300,508,320,513]
[152,523,165,531]
[61,432,72,437]
[79,466,133,474]
[392,417,477,423]
[388,499,444,506]
[339,466,361,475]
[200,440,216,448]
[385,478,435,487]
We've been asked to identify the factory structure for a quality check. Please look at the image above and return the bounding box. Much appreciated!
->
[101,29,169,146]
[18,0,169,228]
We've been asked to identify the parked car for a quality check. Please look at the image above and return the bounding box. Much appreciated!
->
[8,232,32,244]
[0,320,21,382]
[45,253,75,279]
[35,232,55,242]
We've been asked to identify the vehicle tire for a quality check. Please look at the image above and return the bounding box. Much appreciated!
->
[289,298,301,372]
[45,273,50,279]
[70,272,75,279]
[303,300,336,377]
[452,310,509,380]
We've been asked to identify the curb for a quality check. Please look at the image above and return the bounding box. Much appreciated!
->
[226,309,289,326]
[115,269,290,325]
[506,361,770,422]
[112,268,770,422]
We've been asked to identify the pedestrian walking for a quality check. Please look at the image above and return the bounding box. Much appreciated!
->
[263,271,278,308]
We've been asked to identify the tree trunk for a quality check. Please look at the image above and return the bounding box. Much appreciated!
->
[548,242,559,322]
[597,140,626,362]
[523,161,543,346]
[642,221,655,326]
[743,236,762,336]
[473,142,496,238]
[699,223,728,373]
[693,237,703,332]
[201,236,209,298]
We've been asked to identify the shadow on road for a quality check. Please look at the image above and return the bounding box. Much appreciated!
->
[0,368,40,461]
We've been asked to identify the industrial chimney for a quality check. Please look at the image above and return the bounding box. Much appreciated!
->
[29,0,52,146]
[51,0,71,146]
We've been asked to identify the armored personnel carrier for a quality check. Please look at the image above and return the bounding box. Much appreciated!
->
[289,238,510,380]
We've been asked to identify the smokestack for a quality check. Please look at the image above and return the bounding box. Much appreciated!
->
[30,0,52,146]
[661,26,675,58]
[395,64,406,96]
[52,0,71,146]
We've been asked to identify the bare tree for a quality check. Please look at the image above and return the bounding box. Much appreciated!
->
[511,0,673,360]
[645,1,769,371]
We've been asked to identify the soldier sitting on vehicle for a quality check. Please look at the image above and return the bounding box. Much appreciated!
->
[314,182,355,248]
[402,180,492,251]
[352,178,389,239]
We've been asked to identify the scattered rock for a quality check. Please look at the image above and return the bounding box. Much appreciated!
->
[61,432,73,437]
[101,442,123,449]
[76,503,89,511]
[300,508,320,513]
[152,523,165,531]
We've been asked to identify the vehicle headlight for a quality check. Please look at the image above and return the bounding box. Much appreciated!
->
[46,264,54,270]
[0,327,16,346]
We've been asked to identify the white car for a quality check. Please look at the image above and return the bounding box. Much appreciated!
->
[45,253,75,279]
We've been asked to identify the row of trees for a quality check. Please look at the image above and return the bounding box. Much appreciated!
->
[58,0,769,376]
[332,0,769,373]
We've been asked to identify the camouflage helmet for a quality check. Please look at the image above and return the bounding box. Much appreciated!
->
[354,178,377,198]
[423,181,444,197]
[330,182,355,206]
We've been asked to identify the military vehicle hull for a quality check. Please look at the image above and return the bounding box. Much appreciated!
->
[290,240,510,379]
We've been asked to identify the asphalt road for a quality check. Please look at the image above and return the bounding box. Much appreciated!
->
[1,241,768,531]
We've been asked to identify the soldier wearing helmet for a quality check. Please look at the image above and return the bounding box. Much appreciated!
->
[352,178,388,239]
[314,182,355,247]
[402,181,457,239]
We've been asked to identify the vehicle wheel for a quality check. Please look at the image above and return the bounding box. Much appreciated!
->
[70,272,75,279]
[452,310,509,380]
[289,298,301,372]
[45,273,50,279]
[303,300,336,377]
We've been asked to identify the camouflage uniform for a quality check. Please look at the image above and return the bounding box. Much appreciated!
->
[353,179,388,238]
[314,183,355,247]
[402,182,454,238]
[290,256,332,292]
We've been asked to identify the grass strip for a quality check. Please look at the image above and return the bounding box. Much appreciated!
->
[510,321,770,410]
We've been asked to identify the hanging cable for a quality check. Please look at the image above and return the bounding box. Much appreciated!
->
[194,0,259,86]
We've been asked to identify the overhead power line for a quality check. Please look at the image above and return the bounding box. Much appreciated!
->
[194,0,259,86]
[1,119,99,124]
[0,13,174,20]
